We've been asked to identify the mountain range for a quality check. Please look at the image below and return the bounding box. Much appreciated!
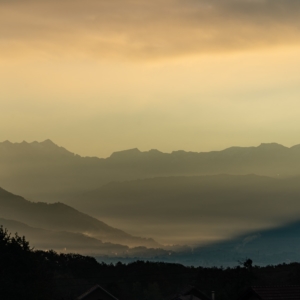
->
[2,140,300,265]
[2,140,300,203]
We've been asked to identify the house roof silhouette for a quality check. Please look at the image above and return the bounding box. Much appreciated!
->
[77,284,119,300]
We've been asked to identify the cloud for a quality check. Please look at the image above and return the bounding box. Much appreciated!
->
[1,0,300,60]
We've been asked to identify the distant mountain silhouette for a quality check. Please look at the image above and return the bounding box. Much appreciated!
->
[71,174,300,245]
[2,140,300,202]
[0,187,160,248]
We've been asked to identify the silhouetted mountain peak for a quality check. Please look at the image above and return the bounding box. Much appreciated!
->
[37,139,71,153]
[257,143,287,150]
[0,139,74,157]
[110,148,141,159]
[147,149,164,156]
[40,139,56,146]
[290,144,300,150]
[2,140,12,144]
[148,149,161,153]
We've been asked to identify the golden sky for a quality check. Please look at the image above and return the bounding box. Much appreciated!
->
[1,0,300,157]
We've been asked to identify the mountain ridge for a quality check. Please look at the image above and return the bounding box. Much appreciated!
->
[0,186,160,248]
[2,139,300,203]
[0,217,171,258]
[1,139,299,159]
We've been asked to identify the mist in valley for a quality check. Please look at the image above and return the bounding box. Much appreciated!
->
[2,140,300,266]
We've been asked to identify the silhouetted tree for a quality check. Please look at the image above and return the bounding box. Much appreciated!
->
[0,226,53,299]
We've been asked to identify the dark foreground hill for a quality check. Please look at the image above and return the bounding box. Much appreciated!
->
[0,187,160,248]
[2,225,300,300]
[2,140,300,202]
[71,174,300,244]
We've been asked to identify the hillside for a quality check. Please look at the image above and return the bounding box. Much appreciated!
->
[0,217,128,255]
[0,218,170,257]
[2,140,300,202]
[0,187,160,248]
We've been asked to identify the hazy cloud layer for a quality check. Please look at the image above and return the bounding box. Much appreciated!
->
[1,0,300,59]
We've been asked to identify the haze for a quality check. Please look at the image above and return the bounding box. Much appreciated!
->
[3,140,300,247]
[1,0,300,157]
[2,0,300,259]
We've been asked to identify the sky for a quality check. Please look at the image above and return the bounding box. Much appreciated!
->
[1,0,300,157]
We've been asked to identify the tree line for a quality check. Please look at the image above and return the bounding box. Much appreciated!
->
[1,226,300,300]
